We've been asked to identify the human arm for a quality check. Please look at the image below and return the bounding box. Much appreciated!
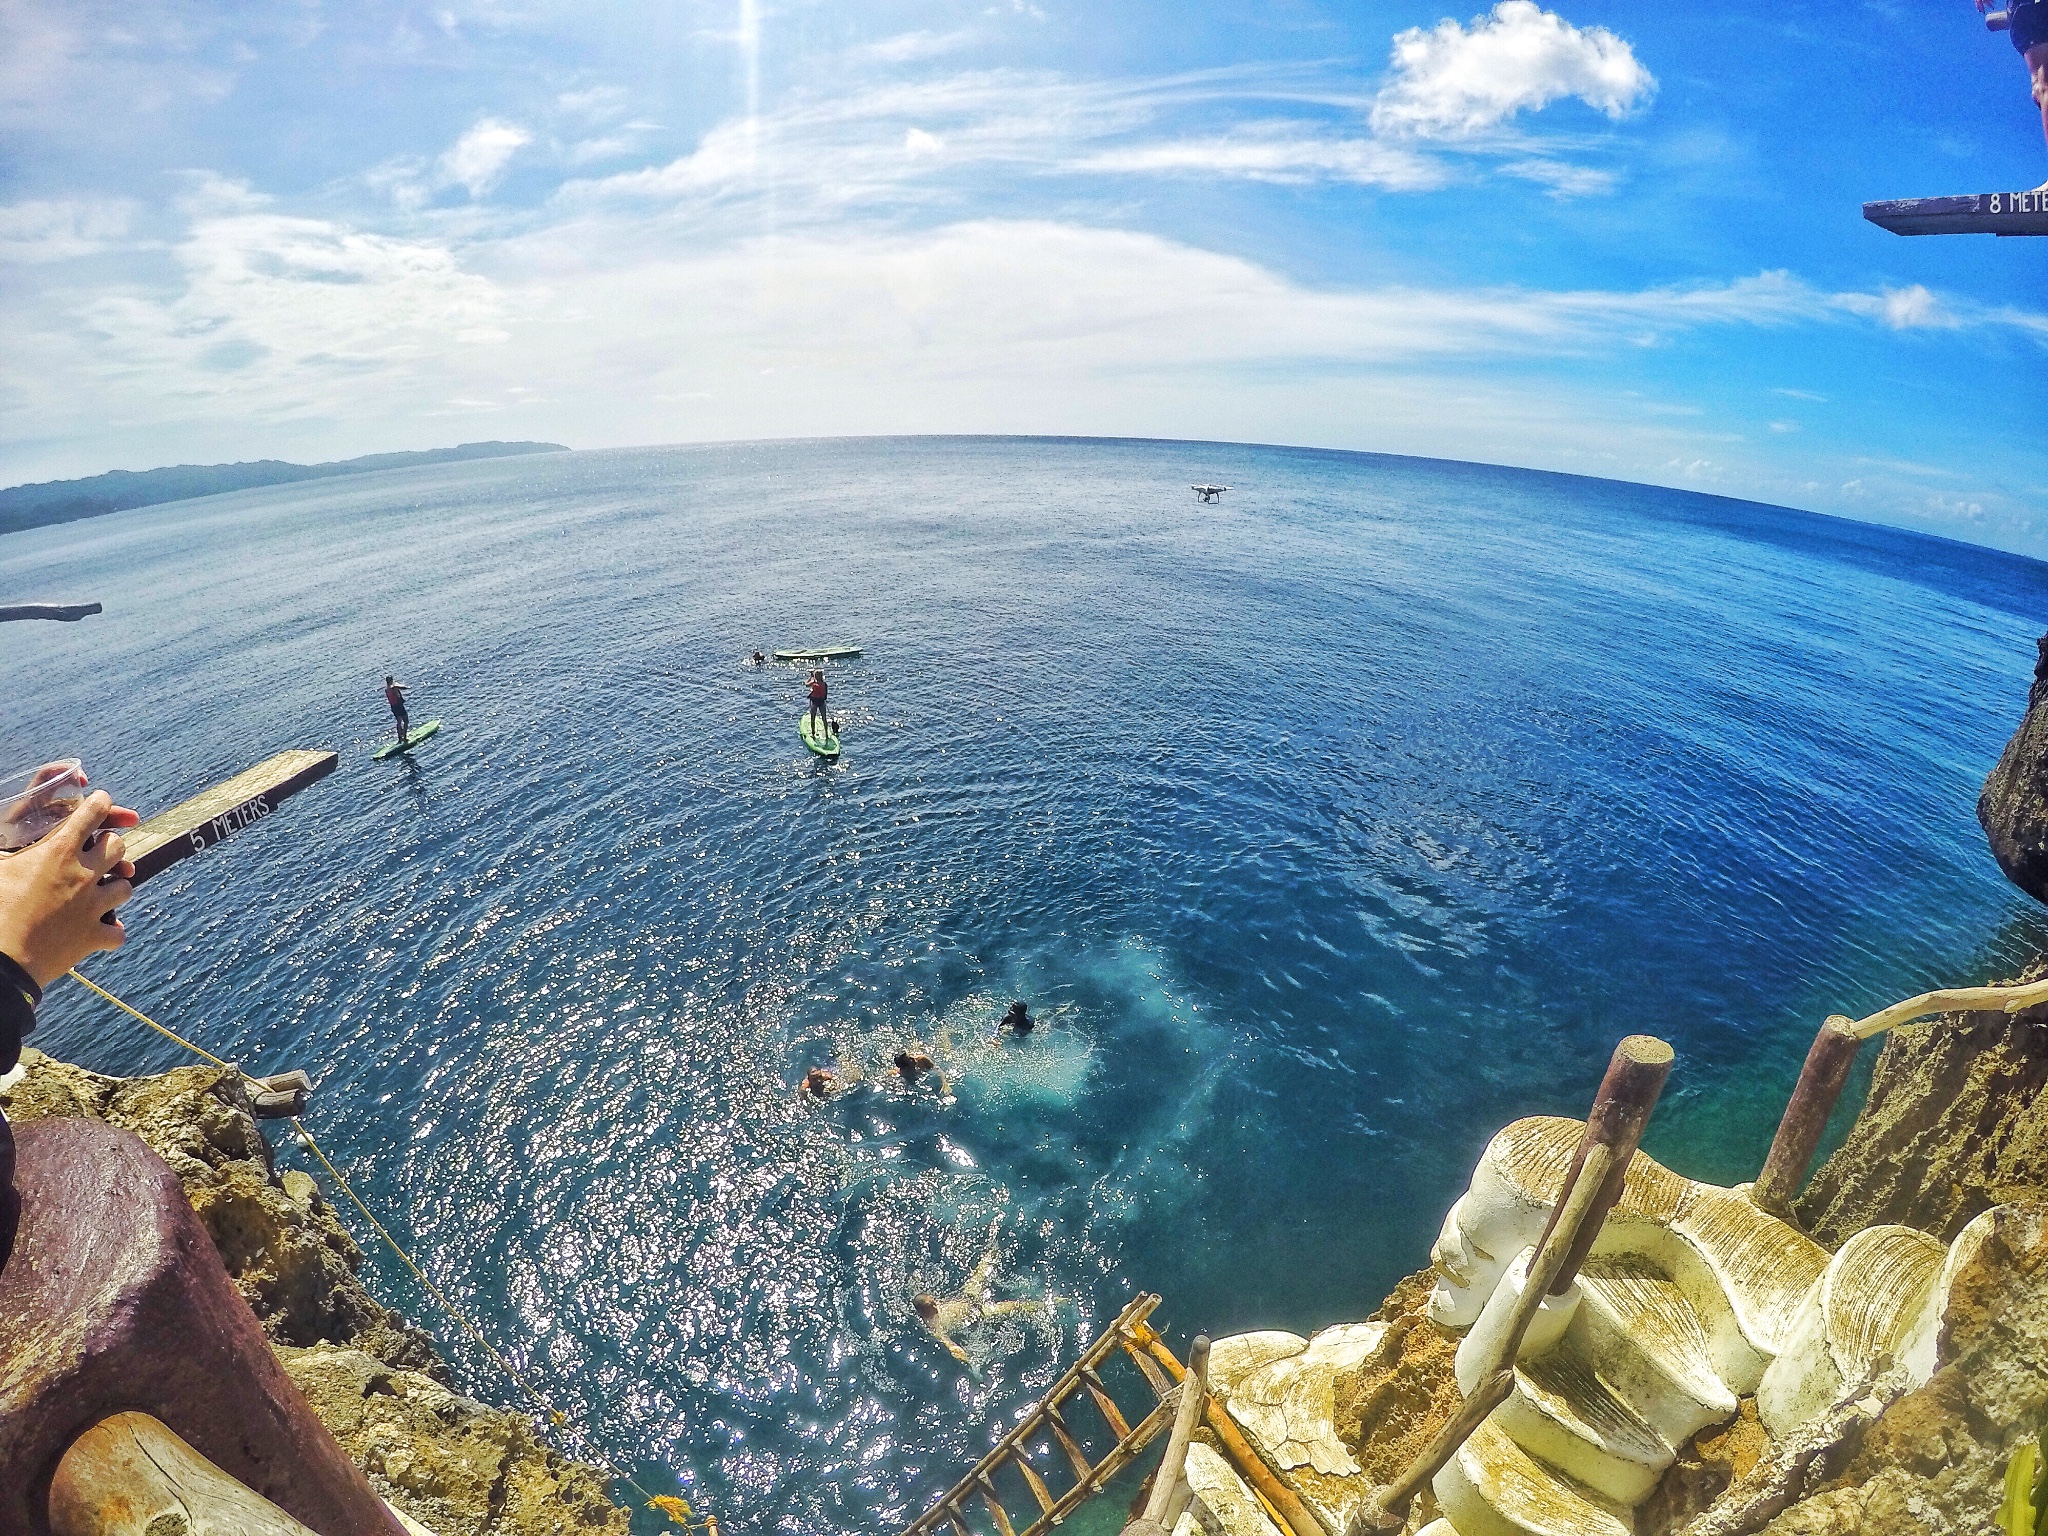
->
[0,791,138,1068]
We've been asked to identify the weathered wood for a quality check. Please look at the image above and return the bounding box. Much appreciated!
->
[976,1475,1018,1536]
[0,602,101,623]
[1080,1367,1132,1440]
[1752,1017,1862,1217]
[898,1295,1161,1536]
[1011,1446,1056,1515]
[50,1412,323,1535]
[1844,974,2048,1040]
[1135,1336,1208,1529]
[1025,1399,1175,1536]
[944,1512,974,1536]
[1543,1035,1674,1289]
[1044,1405,1093,1481]
[126,749,338,883]
[1350,1370,1515,1533]
[1864,189,2048,237]
[1121,1336,1173,1400]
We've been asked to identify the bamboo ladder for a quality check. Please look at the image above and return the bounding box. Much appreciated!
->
[898,1295,1182,1536]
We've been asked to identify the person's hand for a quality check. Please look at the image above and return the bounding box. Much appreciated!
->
[0,791,139,988]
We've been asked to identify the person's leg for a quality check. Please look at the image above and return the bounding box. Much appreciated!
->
[2031,43,2048,175]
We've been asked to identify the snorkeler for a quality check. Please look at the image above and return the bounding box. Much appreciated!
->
[999,1001,1034,1037]
[912,1238,1055,1368]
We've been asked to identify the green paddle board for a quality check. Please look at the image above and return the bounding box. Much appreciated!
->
[775,645,862,662]
[374,720,442,760]
[800,715,841,758]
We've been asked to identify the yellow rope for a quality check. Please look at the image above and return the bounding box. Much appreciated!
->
[63,968,716,1531]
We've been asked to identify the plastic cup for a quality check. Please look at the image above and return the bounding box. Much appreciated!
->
[0,759,89,852]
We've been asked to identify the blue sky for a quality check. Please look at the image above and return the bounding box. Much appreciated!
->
[3,1,2046,551]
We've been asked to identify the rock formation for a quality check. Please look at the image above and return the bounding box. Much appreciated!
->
[1980,634,2048,906]
[1,1049,628,1536]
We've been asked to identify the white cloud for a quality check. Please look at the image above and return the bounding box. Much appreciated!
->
[439,118,532,198]
[904,127,946,157]
[854,29,977,64]
[1499,158,1617,197]
[1372,2,1655,139]
[0,198,136,263]
[1073,131,1443,190]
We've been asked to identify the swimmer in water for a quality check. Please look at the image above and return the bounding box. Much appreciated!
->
[893,1049,935,1081]
[912,1237,1055,1367]
[800,1067,837,1101]
[751,651,766,665]
[999,1001,1034,1037]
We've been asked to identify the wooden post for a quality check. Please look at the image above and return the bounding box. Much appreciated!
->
[1356,1035,1673,1532]
[1126,1336,1208,1535]
[1752,1016,1861,1218]
[49,1413,324,1536]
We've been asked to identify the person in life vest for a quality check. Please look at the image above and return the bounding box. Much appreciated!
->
[1988,0,2048,177]
[806,670,833,739]
[383,675,410,745]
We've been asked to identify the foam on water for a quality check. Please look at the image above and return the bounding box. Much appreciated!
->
[6,437,2047,1533]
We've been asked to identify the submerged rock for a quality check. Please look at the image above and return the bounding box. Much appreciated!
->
[1795,962,2048,1248]
[1979,634,2048,905]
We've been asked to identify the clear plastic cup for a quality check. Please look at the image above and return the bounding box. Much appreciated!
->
[0,759,89,852]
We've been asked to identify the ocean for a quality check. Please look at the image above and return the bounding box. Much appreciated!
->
[5,436,2044,1533]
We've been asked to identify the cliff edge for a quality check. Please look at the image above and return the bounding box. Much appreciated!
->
[1,1049,629,1536]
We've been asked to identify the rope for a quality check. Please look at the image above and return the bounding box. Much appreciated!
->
[63,968,718,1533]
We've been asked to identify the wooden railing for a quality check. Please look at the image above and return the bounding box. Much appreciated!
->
[1753,973,2048,1216]
[1350,1035,1674,1534]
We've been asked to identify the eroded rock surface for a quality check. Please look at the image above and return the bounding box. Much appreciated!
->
[1979,634,2048,906]
[1796,964,2048,1248]
[2,1048,630,1536]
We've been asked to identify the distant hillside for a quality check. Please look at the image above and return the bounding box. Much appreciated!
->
[0,441,570,535]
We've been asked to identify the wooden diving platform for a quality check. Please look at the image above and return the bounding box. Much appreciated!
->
[1864,188,2048,236]
[0,603,101,623]
[127,749,339,883]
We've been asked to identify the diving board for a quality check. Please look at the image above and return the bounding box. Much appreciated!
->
[1864,189,2048,236]
[126,749,338,882]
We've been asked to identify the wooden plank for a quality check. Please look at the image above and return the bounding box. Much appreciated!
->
[1138,1337,1209,1528]
[945,1512,975,1536]
[1864,189,2048,236]
[975,1477,1017,1536]
[49,1413,325,1536]
[1079,1367,1131,1441]
[1009,1447,1056,1515]
[0,603,100,623]
[1120,1338,1172,1401]
[126,749,338,883]
[1043,1406,1093,1482]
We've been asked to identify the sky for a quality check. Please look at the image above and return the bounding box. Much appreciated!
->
[3,0,2046,552]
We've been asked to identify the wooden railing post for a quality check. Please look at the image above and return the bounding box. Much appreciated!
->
[1351,1035,1673,1535]
[1125,1335,1208,1536]
[1752,1016,1861,1218]
[50,1413,326,1536]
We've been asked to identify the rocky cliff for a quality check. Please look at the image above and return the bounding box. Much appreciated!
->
[1979,634,2048,907]
[0,1049,629,1536]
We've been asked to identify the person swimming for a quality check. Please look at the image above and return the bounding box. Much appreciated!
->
[751,651,766,665]
[893,1049,935,1081]
[912,1236,1055,1368]
[999,1001,1034,1036]
[800,1067,837,1101]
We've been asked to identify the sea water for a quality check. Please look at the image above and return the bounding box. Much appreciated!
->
[5,436,2045,1532]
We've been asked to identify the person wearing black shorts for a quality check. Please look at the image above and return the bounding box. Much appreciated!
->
[2002,0,2048,179]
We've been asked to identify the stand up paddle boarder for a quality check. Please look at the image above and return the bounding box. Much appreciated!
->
[384,674,410,747]
[807,670,833,741]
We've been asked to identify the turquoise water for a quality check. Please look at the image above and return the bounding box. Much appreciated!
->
[6,436,2045,1532]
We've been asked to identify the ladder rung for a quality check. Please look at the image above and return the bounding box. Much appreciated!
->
[946,1512,974,1536]
[977,1476,1018,1536]
[1079,1367,1132,1440]
[1121,1338,1172,1400]
[1010,1447,1056,1515]
[1044,1406,1093,1481]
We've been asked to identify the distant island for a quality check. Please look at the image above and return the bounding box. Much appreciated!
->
[0,441,569,536]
